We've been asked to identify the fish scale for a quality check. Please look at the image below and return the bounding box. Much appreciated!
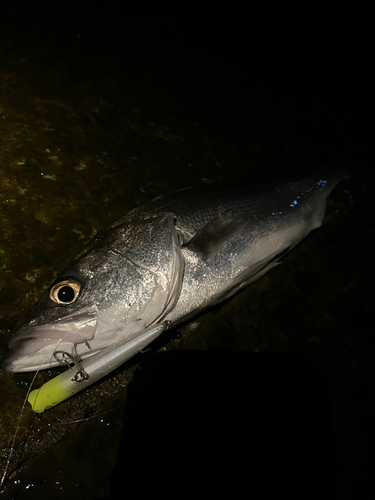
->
[1,172,347,382]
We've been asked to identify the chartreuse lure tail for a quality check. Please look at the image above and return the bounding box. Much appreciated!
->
[28,322,168,413]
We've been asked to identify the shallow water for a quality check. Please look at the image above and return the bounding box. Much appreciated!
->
[0,6,373,500]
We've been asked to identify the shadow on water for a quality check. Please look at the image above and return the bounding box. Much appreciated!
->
[109,350,334,499]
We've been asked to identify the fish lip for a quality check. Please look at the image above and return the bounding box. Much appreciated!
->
[0,354,17,373]
[0,344,57,373]
[8,304,99,348]
[1,305,100,373]
[0,336,57,373]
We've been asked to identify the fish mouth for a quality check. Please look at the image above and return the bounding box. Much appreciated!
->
[1,306,99,373]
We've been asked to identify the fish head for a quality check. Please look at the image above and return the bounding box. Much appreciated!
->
[1,212,183,373]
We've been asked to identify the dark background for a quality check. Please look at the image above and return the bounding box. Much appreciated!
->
[0,3,373,499]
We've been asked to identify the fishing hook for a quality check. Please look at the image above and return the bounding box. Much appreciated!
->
[53,345,89,382]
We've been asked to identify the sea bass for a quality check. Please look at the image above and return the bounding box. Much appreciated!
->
[1,173,347,375]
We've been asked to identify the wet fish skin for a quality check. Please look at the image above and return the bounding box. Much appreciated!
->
[1,172,348,373]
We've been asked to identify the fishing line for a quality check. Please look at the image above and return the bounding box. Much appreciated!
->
[0,364,43,491]
[54,403,126,425]
[0,335,69,491]
[0,322,164,487]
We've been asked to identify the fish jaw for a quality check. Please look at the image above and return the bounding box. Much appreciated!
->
[1,339,72,373]
[1,307,99,373]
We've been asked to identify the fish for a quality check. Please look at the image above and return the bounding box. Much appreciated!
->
[1,172,348,376]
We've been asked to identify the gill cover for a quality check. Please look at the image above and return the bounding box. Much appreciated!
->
[1,212,184,372]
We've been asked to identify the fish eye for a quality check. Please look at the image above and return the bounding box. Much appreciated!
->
[49,280,81,305]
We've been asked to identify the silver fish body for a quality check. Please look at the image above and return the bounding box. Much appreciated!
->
[1,173,347,373]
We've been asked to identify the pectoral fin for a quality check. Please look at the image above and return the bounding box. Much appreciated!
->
[185,211,247,261]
